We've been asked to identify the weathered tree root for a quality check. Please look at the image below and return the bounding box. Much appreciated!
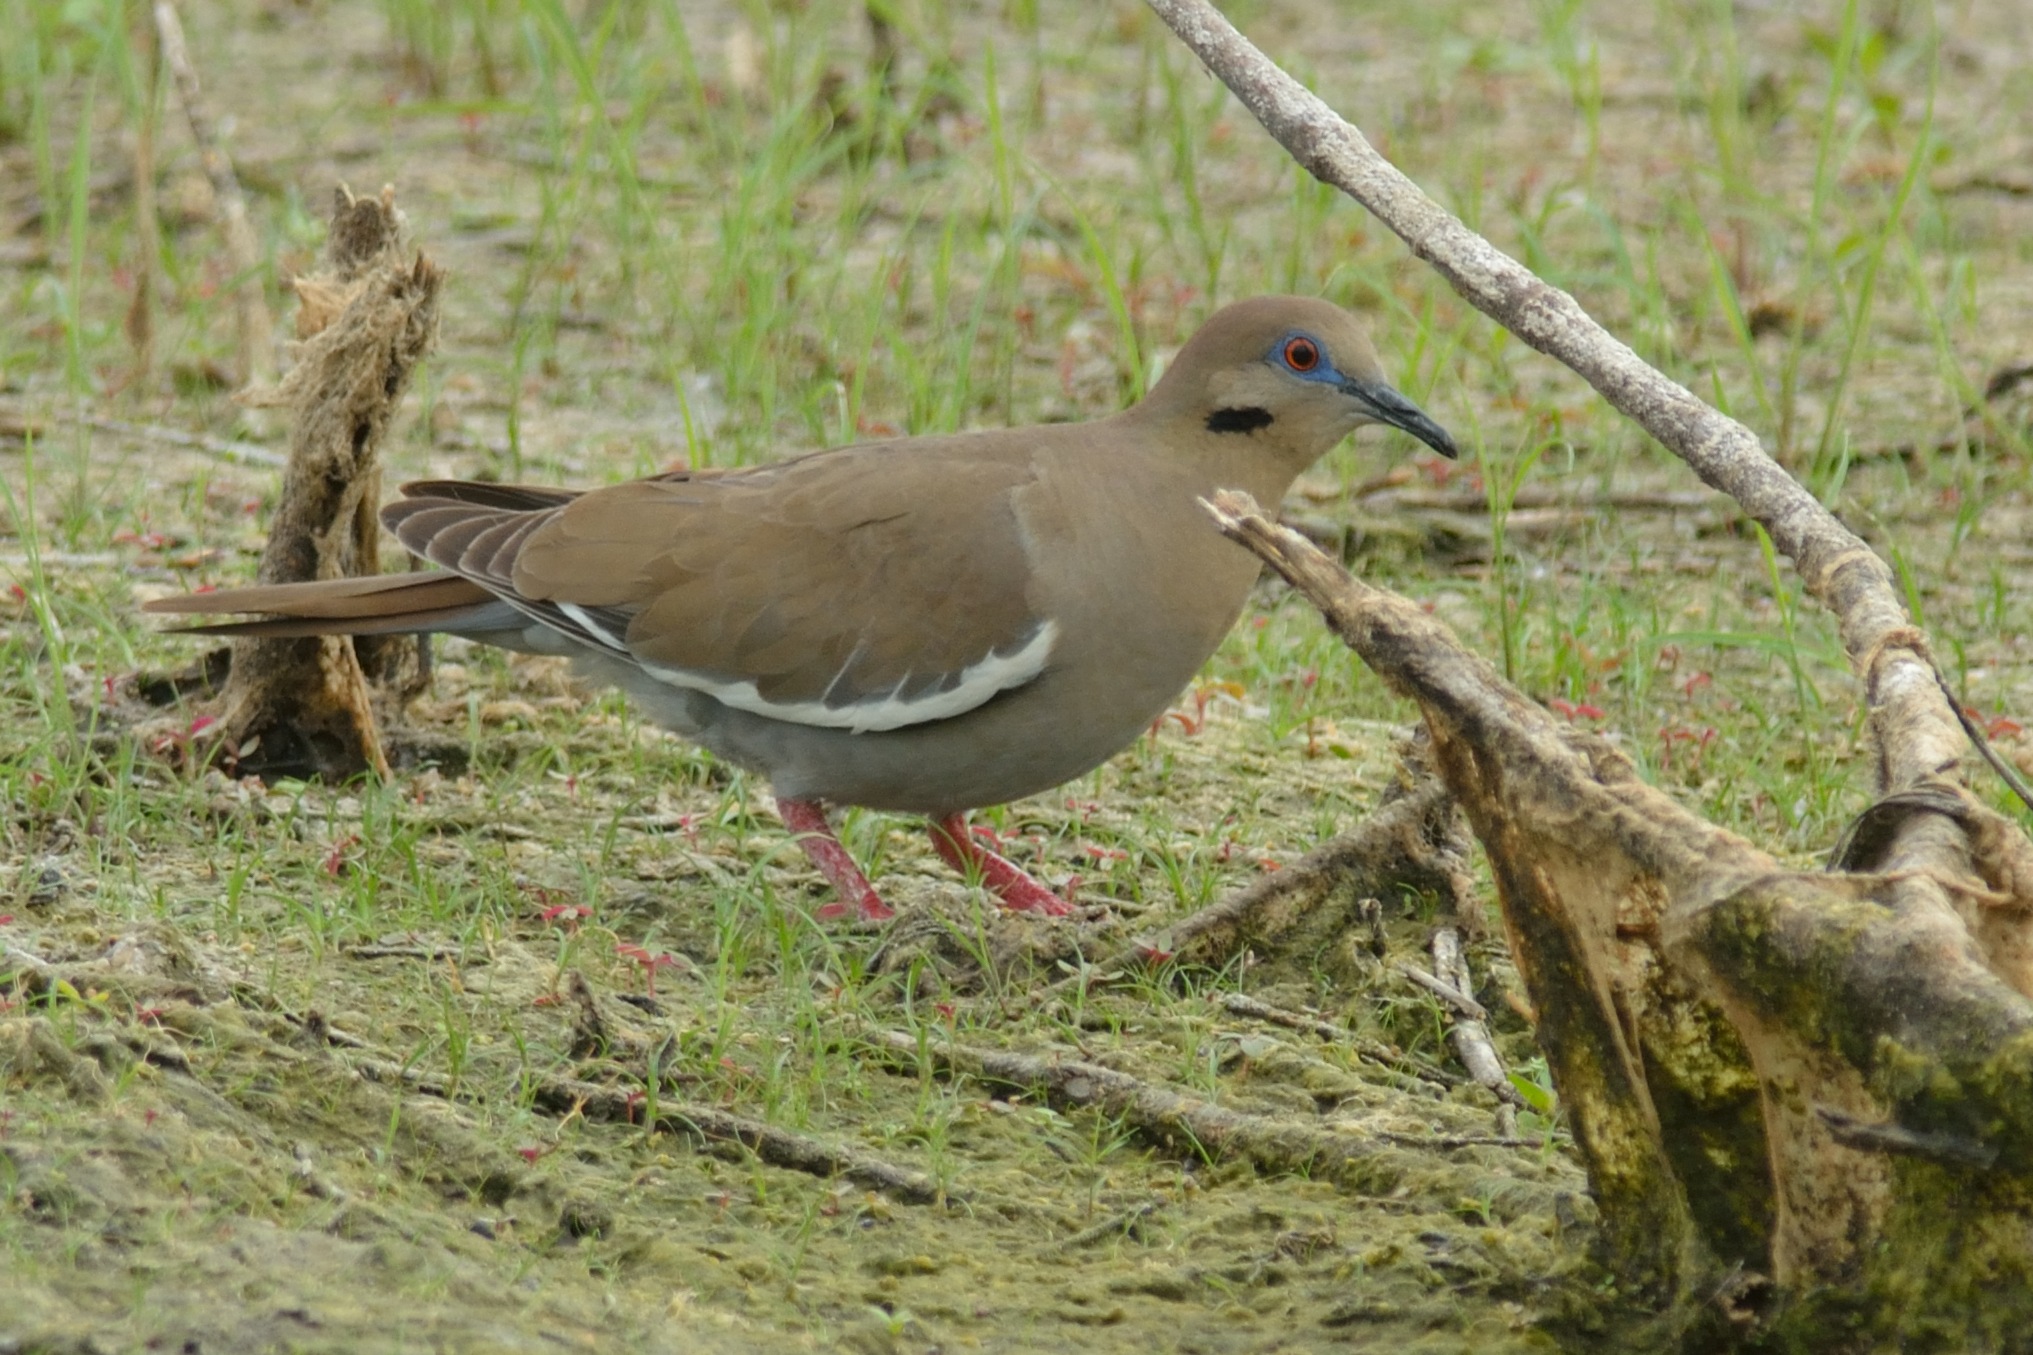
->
[1062,773,1464,993]
[1204,491,2033,1345]
[213,184,441,782]
[874,1028,1416,1191]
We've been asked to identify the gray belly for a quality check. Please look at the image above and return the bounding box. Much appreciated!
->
[598,658,1185,815]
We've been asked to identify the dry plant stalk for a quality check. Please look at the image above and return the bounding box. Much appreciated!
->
[152,0,273,389]
[1149,1,2033,1342]
[125,10,162,386]
[215,185,441,780]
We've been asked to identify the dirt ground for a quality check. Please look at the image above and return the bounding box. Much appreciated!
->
[3,0,2032,1351]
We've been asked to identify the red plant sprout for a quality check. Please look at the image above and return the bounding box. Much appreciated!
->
[321,834,361,877]
[1659,724,1719,771]
[615,943,680,998]
[147,714,222,760]
[1149,678,1246,741]
[539,902,591,932]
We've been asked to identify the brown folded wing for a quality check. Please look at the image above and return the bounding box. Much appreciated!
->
[388,442,1054,724]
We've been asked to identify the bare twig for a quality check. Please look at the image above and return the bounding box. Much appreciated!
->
[87,412,286,467]
[1432,927,1522,1135]
[1394,961,1487,1020]
[1335,483,1720,514]
[529,1074,947,1204]
[153,0,274,389]
[1045,1201,1163,1252]
[1376,1132,1546,1150]
[0,403,286,467]
[344,943,466,961]
[336,1018,944,1203]
[127,9,162,386]
[1215,991,1344,1043]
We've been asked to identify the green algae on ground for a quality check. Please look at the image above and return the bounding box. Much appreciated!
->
[1,742,1595,1353]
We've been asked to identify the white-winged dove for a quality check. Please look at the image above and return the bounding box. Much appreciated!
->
[147,296,1455,920]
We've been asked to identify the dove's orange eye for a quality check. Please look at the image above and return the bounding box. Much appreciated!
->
[1283,337,1320,372]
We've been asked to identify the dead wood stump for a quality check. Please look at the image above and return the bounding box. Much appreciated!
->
[1206,490,2033,1351]
[215,185,441,781]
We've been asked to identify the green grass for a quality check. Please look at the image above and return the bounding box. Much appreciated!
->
[3,0,2031,1350]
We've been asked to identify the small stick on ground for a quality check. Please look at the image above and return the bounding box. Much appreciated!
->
[529,1074,946,1204]
[875,1029,1402,1191]
[126,8,162,387]
[1216,991,1345,1042]
[1395,961,1487,1020]
[152,0,274,389]
[1214,991,1454,1089]
[1376,1132,1545,1150]
[335,1017,945,1204]
[0,402,289,467]
[1432,927,1522,1135]
[1353,485,1720,514]
[84,412,287,467]
[344,943,466,961]
[1045,1201,1164,1252]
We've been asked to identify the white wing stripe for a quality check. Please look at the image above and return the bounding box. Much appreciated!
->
[641,620,1058,734]
[557,601,629,652]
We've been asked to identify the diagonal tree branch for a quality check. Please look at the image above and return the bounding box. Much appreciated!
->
[1141,0,1963,801]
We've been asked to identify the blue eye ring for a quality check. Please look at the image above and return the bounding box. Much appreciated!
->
[1281,335,1321,373]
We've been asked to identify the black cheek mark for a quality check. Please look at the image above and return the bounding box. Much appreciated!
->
[1206,407,1273,434]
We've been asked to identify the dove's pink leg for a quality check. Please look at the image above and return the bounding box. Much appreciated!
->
[929,813,1075,917]
[778,797,894,922]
